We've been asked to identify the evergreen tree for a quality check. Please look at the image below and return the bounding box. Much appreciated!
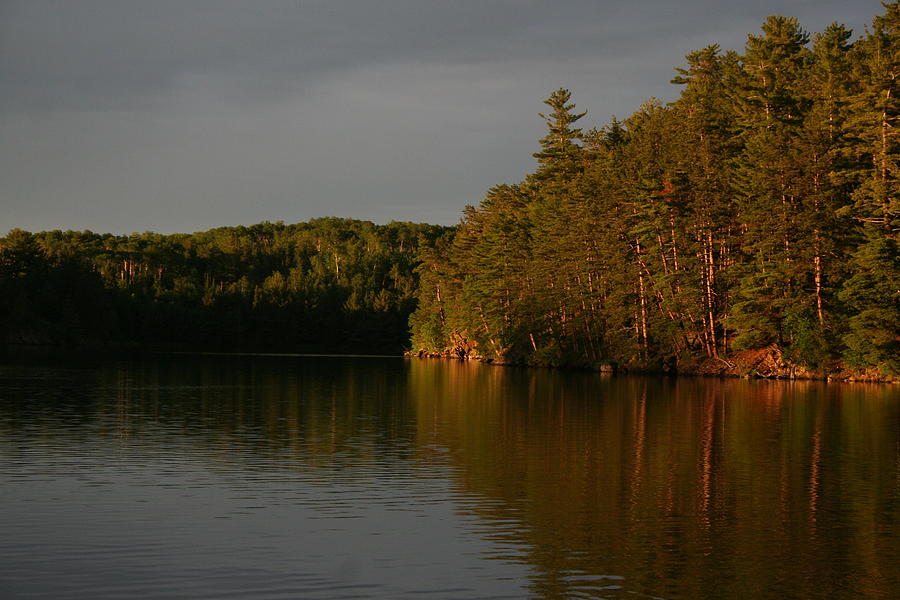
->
[531,88,586,182]
[525,89,590,364]
[837,2,900,372]
[729,16,815,355]
[670,46,742,360]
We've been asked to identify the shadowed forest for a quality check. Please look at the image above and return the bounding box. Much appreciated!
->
[0,220,450,353]
[1,6,898,375]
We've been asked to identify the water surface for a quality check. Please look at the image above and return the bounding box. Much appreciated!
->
[0,354,897,599]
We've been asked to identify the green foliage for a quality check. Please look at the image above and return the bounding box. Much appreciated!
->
[6,6,900,375]
[782,304,831,367]
[408,5,900,376]
[838,234,900,373]
[0,220,450,353]
[532,88,586,179]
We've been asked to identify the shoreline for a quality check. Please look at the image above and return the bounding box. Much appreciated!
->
[405,349,899,384]
[2,341,894,384]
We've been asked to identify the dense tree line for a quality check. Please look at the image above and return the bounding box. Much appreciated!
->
[410,6,899,375]
[0,219,450,353]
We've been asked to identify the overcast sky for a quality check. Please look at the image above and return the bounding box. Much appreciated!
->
[0,0,884,235]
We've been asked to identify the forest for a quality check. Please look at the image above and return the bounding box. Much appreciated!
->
[1,6,898,377]
[0,220,450,354]
[409,6,899,376]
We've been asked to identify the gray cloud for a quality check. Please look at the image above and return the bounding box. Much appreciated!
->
[0,0,884,233]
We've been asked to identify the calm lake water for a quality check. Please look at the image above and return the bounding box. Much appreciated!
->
[0,354,897,599]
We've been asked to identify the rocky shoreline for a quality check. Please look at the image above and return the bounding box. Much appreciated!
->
[406,344,899,384]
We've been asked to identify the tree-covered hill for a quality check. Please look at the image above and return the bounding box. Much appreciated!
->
[4,6,898,376]
[409,5,899,377]
[1,219,452,353]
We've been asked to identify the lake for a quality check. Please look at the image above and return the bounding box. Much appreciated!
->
[0,353,897,599]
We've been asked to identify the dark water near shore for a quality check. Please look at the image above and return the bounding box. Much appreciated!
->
[0,354,897,599]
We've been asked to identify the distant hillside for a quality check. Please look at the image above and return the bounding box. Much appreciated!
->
[0,218,453,353]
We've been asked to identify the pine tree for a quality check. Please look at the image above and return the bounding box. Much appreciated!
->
[837,2,900,372]
[671,45,741,360]
[531,88,586,182]
[729,16,814,353]
[524,89,589,364]
[841,2,900,234]
[780,23,857,364]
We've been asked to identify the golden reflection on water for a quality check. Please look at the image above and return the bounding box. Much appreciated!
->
[406,360,899,600]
